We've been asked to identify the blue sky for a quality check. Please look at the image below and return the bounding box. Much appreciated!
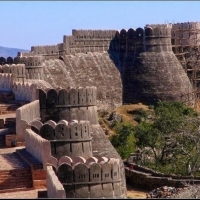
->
[0,1,199,50]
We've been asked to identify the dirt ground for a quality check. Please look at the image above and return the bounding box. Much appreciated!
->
[126,183,150,199]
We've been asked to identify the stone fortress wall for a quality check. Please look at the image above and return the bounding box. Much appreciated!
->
[38,87,98,124]
[0,22,200,71]
[1,22,199,198]
[47,155,122,198]
[171,22,200,89]
[34,119,93,160]
[1,22,198,106]
[171,22,200,50]
[46,165,66,198]
[0,78,125,197]
[0,71,126,198]
[7,81,126,197]
[0,73,13,92]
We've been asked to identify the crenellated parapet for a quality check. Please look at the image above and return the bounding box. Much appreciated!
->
[47,155,123,198]
[30,119,92,159]
[13,81,37,101]
[0,56,15,65]
[12,56,45,80]
[37,86,98,124]
[38,86,96,108]
[119,25,172,56]
[0,64,26,82]
[0,73,13,92]
[19,44,60,57]
[13,55,44,67]
[72,29,117,39]
[144,25,172,52]
[171,22,200,47]
[63,29,119,54]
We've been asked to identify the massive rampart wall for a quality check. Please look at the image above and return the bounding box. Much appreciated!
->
[47,156,122,198]
[42,53,122,110]
[13,23,199,107]
[18,29,119,57]
[120,25,195,105]
[64,29,119,54]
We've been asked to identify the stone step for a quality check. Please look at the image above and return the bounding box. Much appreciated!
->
[16,148,43,170]
[0,104,20,115]
[0,168,33,191]
[0,92,15,103]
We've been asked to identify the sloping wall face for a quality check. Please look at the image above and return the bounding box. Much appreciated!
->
[41,52,122,110]
[120,25,195,105]
[14,24,198,108]
[123,51,194,105]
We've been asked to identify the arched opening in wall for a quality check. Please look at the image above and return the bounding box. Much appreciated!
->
[0,57,6,65]
[7,57,14,64]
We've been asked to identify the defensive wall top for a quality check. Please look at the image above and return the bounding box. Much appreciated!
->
[14,21,200,57]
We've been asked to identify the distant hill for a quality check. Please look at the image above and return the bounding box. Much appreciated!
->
[0,46,29,58]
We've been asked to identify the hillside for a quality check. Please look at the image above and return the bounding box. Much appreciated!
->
[0,46,29,58]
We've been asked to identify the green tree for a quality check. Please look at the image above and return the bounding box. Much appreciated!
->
[134,101,200,175]
[109,122,136,159]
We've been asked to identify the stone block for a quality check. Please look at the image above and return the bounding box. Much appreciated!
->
[32,169,47,180]
[33,180,46,189]
[5,134,16,147]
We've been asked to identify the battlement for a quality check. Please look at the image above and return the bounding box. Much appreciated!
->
[30,119,92,159]
[13,81,37,101]
[144,25,171,37]
[0,64,26,82]
[72,29,118,39]
[171,22,200,46]
[47,155,122,198]
[0,73,13,92]
[172,22,200,30]
[14,56,44,68]
[38,86,97,109]
[37,119,91,142]
[0,56,15,65]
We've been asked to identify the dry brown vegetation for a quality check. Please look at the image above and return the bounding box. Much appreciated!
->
[115,103,151,125]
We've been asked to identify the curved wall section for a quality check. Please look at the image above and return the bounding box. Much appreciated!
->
[37,87,99,125]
